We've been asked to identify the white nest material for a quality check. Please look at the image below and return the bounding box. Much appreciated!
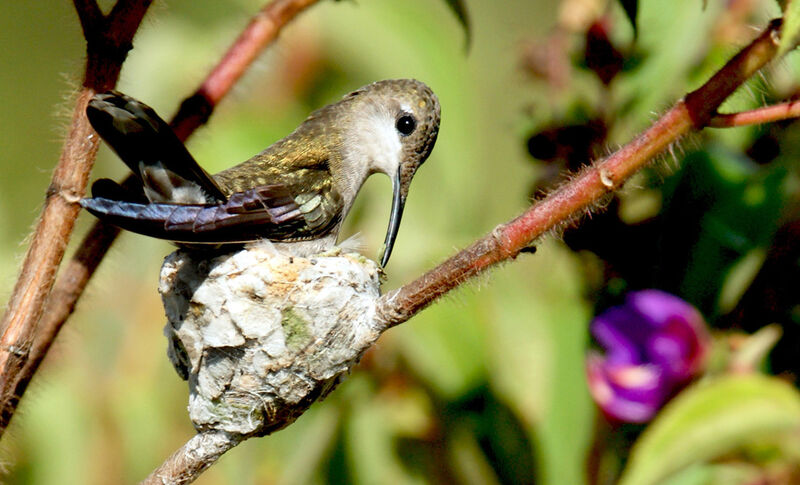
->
[159,246,385,437]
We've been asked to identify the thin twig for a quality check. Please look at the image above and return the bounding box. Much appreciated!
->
[140,431,242,485]
[375,20,783,328]
[73,0,103,33]
[0,0,152,435]
[709,99,800,127]
[171,0,321,139]
[6,0,322,436]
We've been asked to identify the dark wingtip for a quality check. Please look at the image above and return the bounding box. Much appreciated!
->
[78,196,112,213]
[86,91,128,127]
[79,197,114,222]
[90,178,147,203]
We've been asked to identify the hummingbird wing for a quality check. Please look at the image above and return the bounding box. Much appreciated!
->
[209,149,347,242]
[84,92,345,244]
[89,178,148,204]
[81,184,302,243]
[81,170,343,243]
[86,91,227,204]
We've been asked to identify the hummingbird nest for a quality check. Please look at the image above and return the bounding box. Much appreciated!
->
[159,245,385,437]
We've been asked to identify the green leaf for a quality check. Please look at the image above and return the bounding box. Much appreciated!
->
[441,0,471,49]
[659,462,765,485]
[780,0,800,56]
[618,374,800,485]
[659,149,786,317]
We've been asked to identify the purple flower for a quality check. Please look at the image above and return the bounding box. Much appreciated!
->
[586,290,710,423]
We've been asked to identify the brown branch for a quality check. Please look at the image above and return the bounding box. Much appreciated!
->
[171,0,321,140]
[3,0,322,440]
[73,0,103,33]
[0,0,152,435]
[375,19,783,328]
[709,99,800,127]
[24,222,121,380]
[139,431,242,485]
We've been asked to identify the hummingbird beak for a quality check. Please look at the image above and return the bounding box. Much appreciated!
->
[379,169,411,267]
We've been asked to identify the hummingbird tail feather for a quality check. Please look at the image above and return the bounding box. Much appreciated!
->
[87,91,227,204]
[79,192,305,244]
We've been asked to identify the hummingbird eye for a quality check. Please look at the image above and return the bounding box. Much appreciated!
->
[396,115,416,136]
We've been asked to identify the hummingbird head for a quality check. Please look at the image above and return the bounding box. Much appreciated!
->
[335,79,441,267]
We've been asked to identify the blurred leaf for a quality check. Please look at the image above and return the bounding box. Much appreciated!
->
[275,404,341,485]
[618,374,800,485]
[780,0,800,56]
[614,0,722,134]
[617,0,638,37]
[728,324,782,374]
[716,248,765,314]
[441,0,471,49]
[324,414,352,485]
[659,149,786,316]
[722,220,800,376]
[487,250,592,485]
[344,377,421,485]
[448,425,503,485]
[442,386,538,484]
[659,462,766,485]
[398,296,487,399]
[584,20,625,84]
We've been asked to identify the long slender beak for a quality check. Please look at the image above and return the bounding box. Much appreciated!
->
[379,170,410,267]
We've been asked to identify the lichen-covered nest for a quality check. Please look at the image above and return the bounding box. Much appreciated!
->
[159,246,384,437]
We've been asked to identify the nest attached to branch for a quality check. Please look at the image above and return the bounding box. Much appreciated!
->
[159,246,385,437]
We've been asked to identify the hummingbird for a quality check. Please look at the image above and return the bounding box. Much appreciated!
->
[80,79,441,266]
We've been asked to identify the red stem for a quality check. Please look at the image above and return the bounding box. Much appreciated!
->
[375,20,782,328]
[709,99,800,127]
[171,0,320,140]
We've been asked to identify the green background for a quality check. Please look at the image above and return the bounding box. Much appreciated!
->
[2,0,787,483]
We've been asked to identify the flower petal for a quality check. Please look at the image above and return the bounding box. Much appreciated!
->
[586,290,710,423]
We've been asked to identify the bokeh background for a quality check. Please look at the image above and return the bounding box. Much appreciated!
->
[1,0,797,483]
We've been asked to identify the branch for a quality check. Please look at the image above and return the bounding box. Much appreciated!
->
[141,23,786,475]
[171,0,321,139]
[73,0,103,34]
[0,0,152,435]
[3,10,790,481]
[139,431,242,485]
[3,0,322,439]
[374,20,783,328]
[709,99,800,127]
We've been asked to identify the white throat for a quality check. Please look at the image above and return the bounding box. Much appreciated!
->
[338,103,405,212]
